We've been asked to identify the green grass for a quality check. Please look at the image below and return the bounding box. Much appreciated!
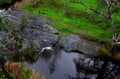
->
[0,0,12,5]
[21,0,120,42]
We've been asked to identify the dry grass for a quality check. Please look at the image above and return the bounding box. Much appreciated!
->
[50,0,63,9]
[96,46,110,56]
[14,0,30,8]
[4,61,45,79]
[115,74,120,79]
[113,53,120,61]
[28,68,45,79]
[5,61,23,79]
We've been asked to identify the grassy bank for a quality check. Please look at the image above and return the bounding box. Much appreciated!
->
[21,0,120,43]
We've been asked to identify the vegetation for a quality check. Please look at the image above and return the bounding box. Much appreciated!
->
[0,61,45,79]
[0,0,22,8]
[0,0,12,5]
[0,16,39,79]
[21,0,120,43]
[71,0,120,52]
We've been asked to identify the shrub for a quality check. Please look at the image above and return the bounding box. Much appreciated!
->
[0,0,12,5]
[97,46,110,56]
[4,61,45,79]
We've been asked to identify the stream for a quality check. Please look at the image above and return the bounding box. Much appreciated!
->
[25,50,120,79]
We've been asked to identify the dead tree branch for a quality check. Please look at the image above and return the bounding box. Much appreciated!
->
[70,0,109,17]
[70,0,120,46]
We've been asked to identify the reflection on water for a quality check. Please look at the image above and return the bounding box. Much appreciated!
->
[25,50,79,79]
[25,50,120,79]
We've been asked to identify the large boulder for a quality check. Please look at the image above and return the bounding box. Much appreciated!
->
[77,42,98,57]
[58,34,98,57]
[0,10,59,55]
[58,34,82,51]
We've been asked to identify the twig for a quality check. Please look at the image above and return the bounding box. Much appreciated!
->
[70,0,109,18]
[114,42,120,44]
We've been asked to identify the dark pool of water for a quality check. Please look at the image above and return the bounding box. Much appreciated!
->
[25,50,120,79]
[25,50,79,79]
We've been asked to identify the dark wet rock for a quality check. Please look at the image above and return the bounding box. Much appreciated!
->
[73,55,120,79]
[73,56,104,73]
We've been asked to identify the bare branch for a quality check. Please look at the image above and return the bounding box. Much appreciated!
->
[114,42,120,44]
[116,34,120,41]
[70,0,120,47]
[105,0,110,7]
[70,0,109,18]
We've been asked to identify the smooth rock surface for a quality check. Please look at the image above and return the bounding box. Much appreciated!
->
[58,34,98,57]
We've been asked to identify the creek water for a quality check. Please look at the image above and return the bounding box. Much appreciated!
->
[25,50,120,79]
[25,50,78,79]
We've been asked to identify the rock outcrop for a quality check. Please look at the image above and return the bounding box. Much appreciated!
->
[0,10,58,55]
[58,34,98,57]
[0,10,98,57]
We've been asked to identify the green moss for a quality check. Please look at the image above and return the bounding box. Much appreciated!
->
[0,0,12,4]
[21,70,32,79]
[114,53,120,60]
[19,14,27,32]
[98,46,110,56]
